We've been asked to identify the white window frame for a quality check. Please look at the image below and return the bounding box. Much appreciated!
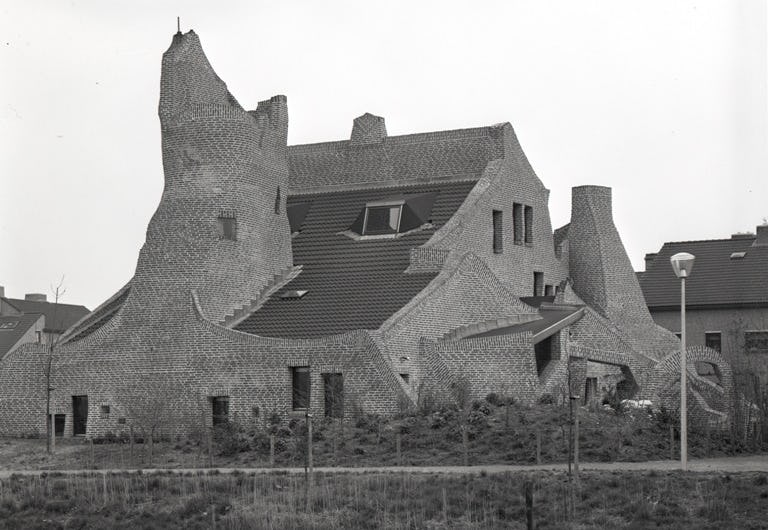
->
[362,199,404,237]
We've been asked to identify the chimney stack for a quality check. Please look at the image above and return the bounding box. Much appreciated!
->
[644,253,658,271]
[0,285,4,298]
[25,293,47,302]
[754,225,768,246]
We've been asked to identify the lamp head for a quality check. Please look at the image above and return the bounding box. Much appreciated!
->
[670,252,695,278]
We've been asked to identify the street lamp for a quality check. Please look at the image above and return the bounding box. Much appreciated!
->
[670,251,695,471]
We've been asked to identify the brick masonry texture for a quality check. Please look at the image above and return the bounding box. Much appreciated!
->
[0,31,734,437]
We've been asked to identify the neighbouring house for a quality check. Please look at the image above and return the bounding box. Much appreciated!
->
[0,30,733,438]
[640,226,768,397]
[0,286,89,356]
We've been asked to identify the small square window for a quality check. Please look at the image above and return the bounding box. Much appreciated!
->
[544,285,554,296]
[100,405,110,414]
[400,373,410,384]
[705,332,721,353]
[117,418,126,425]
[364,206,402,235]
[217,217,237,241]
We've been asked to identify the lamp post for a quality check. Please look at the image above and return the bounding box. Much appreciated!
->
[670,252,695,471]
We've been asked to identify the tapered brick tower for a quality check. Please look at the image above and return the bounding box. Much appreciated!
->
[120,30,293,328]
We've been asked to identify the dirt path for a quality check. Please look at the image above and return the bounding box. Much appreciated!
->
[1,455,766,479]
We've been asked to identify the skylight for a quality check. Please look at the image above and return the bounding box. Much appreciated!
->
[730,252,746,260]
[280,290,308,300]
[0,321,18,330]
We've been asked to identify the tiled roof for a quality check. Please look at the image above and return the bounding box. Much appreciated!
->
[235,181,478,338]
[0,313,43,356]
[639,235,768,309]
[1,298,89,333]
[287,126,504,191]
[468,305,584,343]
[64,287,130,343]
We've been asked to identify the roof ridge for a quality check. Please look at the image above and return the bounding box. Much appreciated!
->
[662,236,756,245]
[288,124,503,153]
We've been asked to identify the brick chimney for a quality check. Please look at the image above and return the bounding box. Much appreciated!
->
[644,253,658,271]
[754,224,768,246]
[25,293,47,302]
[0,285,4,298]
[350,113,387,145]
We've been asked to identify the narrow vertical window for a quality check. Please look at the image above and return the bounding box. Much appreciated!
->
[492,210,503,254]
[524,206,533,245]
[292,366,310,410]
[513,203,523,245]
[275,187,281,214]
[533,271,544,296]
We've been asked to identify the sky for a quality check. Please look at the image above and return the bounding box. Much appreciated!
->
[1,0,766,310]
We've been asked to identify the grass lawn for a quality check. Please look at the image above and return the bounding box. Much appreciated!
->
[0,469,766,529]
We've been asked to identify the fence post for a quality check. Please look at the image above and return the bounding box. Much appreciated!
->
[307,414,314,478]
[536,430,541,465]
[705,422,711,457]
[669,425,674,460]
[208,427,213,468]
[524,480,534,530]
[90,438,95,469]
[574,406,580,477]
[396,433,402,466]
[129,426,134,467]
[462,427,469,467]
[269,435,275,467]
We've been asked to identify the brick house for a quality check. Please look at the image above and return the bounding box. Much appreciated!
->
[640,226,768,397]
[0,30,732,437]
[0,287,89,358]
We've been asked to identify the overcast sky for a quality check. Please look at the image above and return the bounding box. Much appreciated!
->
[1,1,766,310]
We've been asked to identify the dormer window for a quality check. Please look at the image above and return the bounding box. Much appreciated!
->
[362,201,404,236]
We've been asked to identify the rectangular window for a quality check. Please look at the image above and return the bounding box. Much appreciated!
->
[533,271,544,296]
[544,284,554,296]
[363,205,402,235]
[492,210,503,254]
[211,396,229,425]
[524,206,533,244]
[323,373,344,418]
[292,366,310,410]
[513,203,524,244]
[705,332,721,353]
[674,332,682,339]
[400,373,410,384]
[217,217,237,241]
[745,331,768,354]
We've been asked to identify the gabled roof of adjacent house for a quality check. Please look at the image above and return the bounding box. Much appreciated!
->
[639,234,768,309]
[0,313,43,356]
[235,180,478,339]
[0,298,90,333]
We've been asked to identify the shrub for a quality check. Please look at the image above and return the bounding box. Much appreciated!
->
[537,393,556,405]
[486,393,516,407]
[471,399,492,416]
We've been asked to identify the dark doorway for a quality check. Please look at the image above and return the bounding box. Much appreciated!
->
[72,395,88,436]
[323,373,344,418]
[211,396,230,425]
[54,414,65,437]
